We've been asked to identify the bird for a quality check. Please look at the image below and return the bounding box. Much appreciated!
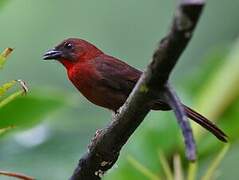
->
[43,38,227,142]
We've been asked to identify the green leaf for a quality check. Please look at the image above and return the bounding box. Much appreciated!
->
[0,126,15,135]
[158,149,173,180]
[0,48,13,69]
[0,93,64,129]
[127,155,161,180]
[201,144,230,180]
[192,38,239,141]
[197,39,239,119]
[0,90,24,109]
[187,162,198,180]
[0,80,17,96]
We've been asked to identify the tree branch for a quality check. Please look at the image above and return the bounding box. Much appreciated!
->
[70,0,205,179]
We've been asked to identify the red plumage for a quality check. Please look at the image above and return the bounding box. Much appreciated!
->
[43,38,227,142]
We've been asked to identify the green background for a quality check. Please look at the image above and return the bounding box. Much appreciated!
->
[0,0,239,179]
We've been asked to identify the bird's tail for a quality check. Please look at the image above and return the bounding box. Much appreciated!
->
[184,105,227,142]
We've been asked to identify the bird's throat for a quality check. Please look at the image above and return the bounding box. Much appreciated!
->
[60,59,74,70]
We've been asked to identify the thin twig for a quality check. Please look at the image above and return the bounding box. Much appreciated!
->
[0,170,35,180]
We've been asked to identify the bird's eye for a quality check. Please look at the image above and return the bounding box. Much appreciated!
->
[64,42,73,49]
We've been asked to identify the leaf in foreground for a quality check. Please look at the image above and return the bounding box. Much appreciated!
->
[127,155,161,180]
[0,48,13,69]
[202,144,230,180]
[0,93,65,129]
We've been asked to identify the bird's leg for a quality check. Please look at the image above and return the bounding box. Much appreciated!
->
[163,83,196,161]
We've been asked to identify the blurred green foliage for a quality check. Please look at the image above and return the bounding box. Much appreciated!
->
[0,0,239,180]
[0,94,64,129]
[125,144,229,180]
[0,0,8,8]
[0,47,64,179]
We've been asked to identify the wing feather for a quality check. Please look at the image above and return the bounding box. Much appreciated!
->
[93,54,141,95]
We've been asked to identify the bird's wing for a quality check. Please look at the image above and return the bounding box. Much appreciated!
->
[93,54,141,95]
[93,54,171,110]
[92,55,228,142]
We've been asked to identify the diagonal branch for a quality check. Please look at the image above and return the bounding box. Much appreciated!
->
[70,0,205,179]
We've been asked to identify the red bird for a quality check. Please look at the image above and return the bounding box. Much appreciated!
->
[43,38,227,142]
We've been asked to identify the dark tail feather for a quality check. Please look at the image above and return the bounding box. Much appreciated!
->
[184,105,228,142]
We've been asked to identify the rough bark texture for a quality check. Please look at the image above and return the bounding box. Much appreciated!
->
[70,0,205,179]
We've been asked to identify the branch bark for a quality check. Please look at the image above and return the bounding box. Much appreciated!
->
[70,0,205,179]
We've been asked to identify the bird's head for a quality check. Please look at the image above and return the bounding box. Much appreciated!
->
[43,38,103,68]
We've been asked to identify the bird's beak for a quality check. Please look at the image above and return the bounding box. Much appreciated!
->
[43,49,63,60]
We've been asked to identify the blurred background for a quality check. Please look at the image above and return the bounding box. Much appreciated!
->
[0,0,239,179]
